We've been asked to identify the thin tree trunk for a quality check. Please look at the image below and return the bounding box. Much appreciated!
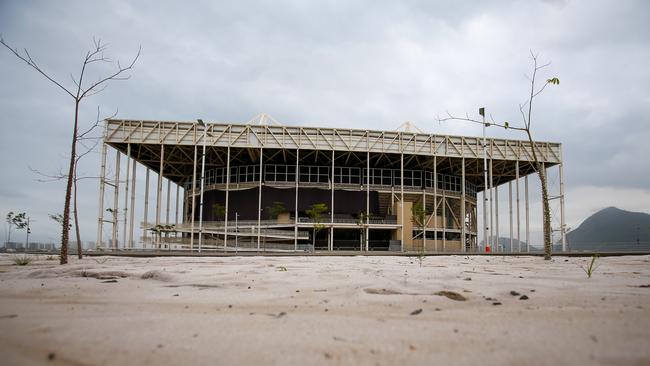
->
[537,165,552,260]
[526,130,552,260]
[73,175,83,259]
[60,99,79,264]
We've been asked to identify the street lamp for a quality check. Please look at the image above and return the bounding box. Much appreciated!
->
[479,107,491,252]
[197,119,206,253]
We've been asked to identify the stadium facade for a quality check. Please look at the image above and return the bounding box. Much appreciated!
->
[97,115,566,253]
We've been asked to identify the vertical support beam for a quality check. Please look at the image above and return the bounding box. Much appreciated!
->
[330,150,335,251]
[422,189,427,252]
[166,179,171,225]
[365,151,370,252]
[461,158,466,252]
[198,128,206,253]
[442,188,446,251]
[122,144,131,250]
[489,158,494,251]
[144,168,150,245]
[224,146,231,251]
[96,142,107,250]
[495,183,500,252]
[175,183,179,227]
[189,145,197,251]
[294,148,299,251]
[482,126,489,252]
[112,151,120,250]
[525,175,530,252]
[128,154,137,249]
[156,144,164,248]
[516,160,520,252]
[508,181,513,252]
[558,154,567,252]
[433,156,437,251]
[400,153,404,252]
[257,147,263,251]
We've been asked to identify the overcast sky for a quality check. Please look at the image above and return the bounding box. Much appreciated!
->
[1,0,649,246]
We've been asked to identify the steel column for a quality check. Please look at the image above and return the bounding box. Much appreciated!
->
[495,182,499,252]
[400,153,404,252]
[294,148,299,251]
[122,144,130,249]
[190,145,197,251]
[166,179,171,225]
[198,127,206,253]
[96,142,107,249]
[175,184,179,227]
[461,158,466,251]
[489,158,494,251]
[423,189,427,251]
[112,151,120,250]
[224,146,230,251]
[330,150,335,251]
[508,181,513,252]
[156,144,164,248]
[257,148,263,250]
[525,175,530,252]
[365,151,370,252]
[433,156,437,251]
[128,153,136,249]
[144,168,150,244]
[516,160,520,252]
[558,154,567,252]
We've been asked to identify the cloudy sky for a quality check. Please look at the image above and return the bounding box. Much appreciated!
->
[1,0,649,246]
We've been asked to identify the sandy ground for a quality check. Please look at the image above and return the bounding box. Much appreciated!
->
[0,254,649,366]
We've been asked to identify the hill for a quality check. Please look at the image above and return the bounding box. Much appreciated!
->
[566,207,650,251]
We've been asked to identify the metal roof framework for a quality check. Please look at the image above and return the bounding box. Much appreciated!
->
[104,119,562,189]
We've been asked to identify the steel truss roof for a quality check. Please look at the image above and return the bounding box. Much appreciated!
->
[104,119,562,188]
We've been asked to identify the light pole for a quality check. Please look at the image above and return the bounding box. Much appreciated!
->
[197,119,207,253]
[480,107,491,252]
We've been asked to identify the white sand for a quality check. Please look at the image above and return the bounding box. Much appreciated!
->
[0,254,649,366]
